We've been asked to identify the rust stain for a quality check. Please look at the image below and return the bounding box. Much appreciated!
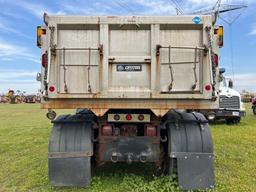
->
[41,99,216,116]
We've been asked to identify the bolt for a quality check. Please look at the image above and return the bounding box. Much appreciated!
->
[184,156,187,159]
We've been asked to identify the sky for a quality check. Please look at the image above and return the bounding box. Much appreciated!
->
[0,0,255,94]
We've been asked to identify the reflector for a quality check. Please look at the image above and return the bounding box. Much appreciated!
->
[42,53,48,68]
[205,84,212,92]
[49,86,55,92]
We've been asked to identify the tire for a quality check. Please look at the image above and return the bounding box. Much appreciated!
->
[226,117,241,125]
[253,106,256,115]
[163,110,214,190]
[164,157,177,176]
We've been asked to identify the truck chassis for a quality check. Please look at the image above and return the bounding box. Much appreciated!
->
[48,109,214,190]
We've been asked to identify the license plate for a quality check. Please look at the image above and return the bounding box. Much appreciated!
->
[232,112,239,116]
[117,64,142,72]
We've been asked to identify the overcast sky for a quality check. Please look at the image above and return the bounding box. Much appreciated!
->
[0,0,255,94]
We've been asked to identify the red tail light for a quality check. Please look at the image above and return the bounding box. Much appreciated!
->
[144,125,157,136]
[42,53,48,68]
[126,114,132,121]
[204,84,212,92]
[49,86,55,92]
[212,54,218,67]
[102,125,112,136]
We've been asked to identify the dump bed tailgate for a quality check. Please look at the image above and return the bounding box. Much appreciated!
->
[41,16,219,114]
[45,16,215,99]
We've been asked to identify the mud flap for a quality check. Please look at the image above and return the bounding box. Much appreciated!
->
[48,114,94,186]
[174,153,214,190]
[165,110,215,190]
[48,156,91,186]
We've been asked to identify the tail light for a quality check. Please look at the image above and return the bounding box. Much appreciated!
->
[102,125,112,136]
[138,114,144,121]
[214,26,224,47]
[49,86,55,92]
[217,26,224,47]
[42,53,48,68]
[37,26,46,48]
[113,114,120,121]
[204,84,212,92]
[212,54,218,67]
[126,114,132,121]
[144,125,157,136]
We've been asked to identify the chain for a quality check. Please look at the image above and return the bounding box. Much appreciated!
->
[205,26,216,98]
[168,46,174,91]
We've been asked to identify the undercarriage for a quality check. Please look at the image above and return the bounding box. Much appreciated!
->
[48,109,214,190]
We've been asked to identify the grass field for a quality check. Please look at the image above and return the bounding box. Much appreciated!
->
[0,104,255,192]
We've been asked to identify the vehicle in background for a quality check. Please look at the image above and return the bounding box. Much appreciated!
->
[25,95,37,103]
[4,90,23,104]
[200,68,245,124]
[24,94,41,103]
[252,97,256,115]
[241,91,254,103]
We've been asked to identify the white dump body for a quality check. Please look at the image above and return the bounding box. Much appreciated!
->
[40,15,220,116]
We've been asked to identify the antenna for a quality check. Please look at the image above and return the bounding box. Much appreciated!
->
[169,0,184,15]
[189,1,247,16]
[113,0,135,15]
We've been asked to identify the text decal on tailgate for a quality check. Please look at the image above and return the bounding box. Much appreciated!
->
[117,64,142,72]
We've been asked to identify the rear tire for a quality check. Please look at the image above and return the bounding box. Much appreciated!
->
[165,157,177,176]
[163,110,214,190]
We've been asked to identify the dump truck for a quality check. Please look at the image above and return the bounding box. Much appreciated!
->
[37,13,224,190]
[200,69,245,124]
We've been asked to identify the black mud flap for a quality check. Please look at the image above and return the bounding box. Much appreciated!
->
[165,110,215,190]
[175,153,214,190]
[48,156,91,186]
[48,114,94,187]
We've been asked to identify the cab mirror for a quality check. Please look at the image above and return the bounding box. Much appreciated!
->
[228,79,233,89]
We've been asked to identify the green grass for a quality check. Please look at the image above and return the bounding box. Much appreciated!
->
[0,104,255,192]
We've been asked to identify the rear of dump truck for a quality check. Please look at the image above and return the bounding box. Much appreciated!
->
[37,14,223,190]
